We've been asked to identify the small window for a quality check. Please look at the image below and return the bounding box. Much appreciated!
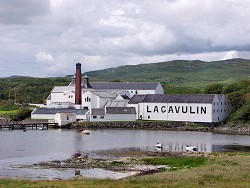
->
[131,91,133,93]
[221,109,222,112]
[148,116,150,119]
[221,102,222,105]
[218,117,220,121]
[217,102,219,105]
[139,115,142,119]
[100,116,104,119]
[213,109,215,113]
[93,116,97,119]
[67,116,69,120]
[213,102,215,105]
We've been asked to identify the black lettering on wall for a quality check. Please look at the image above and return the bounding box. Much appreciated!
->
[175,106,180,113]
[153,106,159,113]
[168,106,174,113]
[190,106,195,114]
[201,107,206,114]
[161,106,166,113]
[182,106,187,113]
[147,106,151,113]
[197,106,199,114]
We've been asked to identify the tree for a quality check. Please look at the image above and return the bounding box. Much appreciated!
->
[204,83,224,94]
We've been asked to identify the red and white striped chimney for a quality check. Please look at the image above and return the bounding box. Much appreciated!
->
[75,63,82,107]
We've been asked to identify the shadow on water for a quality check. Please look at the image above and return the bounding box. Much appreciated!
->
[217,145,250,152]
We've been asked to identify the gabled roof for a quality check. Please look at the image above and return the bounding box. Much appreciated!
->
[91,108,105,115]
[92,91,116,98]
[128,95,147,104]
[143,94,216,103]
[121,95,130,100]
[32,108,89,115]
[56,112,76,116]
[106,107,136,114]
[106,101,128,107]
[90,82,160,90]
[51,86,74,93]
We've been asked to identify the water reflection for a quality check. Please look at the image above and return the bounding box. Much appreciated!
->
[1,129,250,179]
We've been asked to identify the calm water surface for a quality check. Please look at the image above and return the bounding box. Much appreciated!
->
[1,129,250,180]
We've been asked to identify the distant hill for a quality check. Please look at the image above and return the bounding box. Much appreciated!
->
[0,58,249,103]
[85,58,250,87]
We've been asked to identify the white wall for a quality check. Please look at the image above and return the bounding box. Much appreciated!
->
[82,91,92,109]
[142,102,213,122]
[55,113,76,126]
[212,95,231,122]
[155,84,164,94]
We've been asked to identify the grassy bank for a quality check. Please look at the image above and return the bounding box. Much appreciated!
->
[1,153,250,188]
[0,109,18,117]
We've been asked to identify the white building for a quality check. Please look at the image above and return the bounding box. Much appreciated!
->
[46,80,164,108]
[31,63,232,123]
[55,112,76,126]
[31,108,88,121]
[128,94,231,123]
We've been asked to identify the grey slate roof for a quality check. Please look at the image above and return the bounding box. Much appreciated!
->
[106,107,136,114]
[129,94,216,104]
[145,94,216,103]
[91,108,105,115]
[90,82,160,90]
[32,108,89,115]
[121,95,130,100]
[128,95,147,104]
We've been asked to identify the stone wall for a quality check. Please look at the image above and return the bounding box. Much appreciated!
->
[74,121,187,130]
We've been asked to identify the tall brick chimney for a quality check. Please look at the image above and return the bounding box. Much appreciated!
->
[75,63,82,107]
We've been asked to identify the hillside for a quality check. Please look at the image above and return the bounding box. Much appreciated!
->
[0,58,249,104]
[85,58,250,87]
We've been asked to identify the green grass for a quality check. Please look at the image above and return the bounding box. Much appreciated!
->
[0,109,18,116]
[142,156,207,171]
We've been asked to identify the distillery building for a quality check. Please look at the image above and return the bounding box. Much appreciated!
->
[31,63,231,123]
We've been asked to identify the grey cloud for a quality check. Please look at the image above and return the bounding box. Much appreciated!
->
[0,0,50,24]
[1,0,250,77]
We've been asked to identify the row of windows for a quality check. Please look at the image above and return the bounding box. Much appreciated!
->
[213,102,230,105]
[92,115,104,119]
[213,109,230,113]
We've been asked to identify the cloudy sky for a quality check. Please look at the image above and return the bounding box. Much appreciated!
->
[1,0,250,77]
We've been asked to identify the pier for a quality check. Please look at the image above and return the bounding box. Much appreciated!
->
[0,122,58,130]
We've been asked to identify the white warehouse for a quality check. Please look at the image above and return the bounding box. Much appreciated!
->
[128,94,231,123]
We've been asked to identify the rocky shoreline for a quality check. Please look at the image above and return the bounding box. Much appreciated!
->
[72,121,250,135]
[27,148,187,178]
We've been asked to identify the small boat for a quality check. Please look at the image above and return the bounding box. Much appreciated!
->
[155,142,162,148]
[185,145,198,152]
[81,130,90,135]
